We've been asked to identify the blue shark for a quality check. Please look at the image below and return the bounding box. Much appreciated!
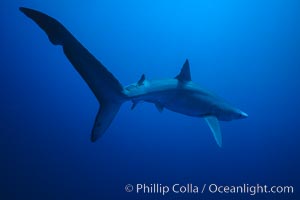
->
[20,7,248,147]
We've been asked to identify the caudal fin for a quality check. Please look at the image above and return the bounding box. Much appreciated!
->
[92,102,121,142]
[20,7,126,141]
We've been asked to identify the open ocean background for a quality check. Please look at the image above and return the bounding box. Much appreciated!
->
[0,0,299,199]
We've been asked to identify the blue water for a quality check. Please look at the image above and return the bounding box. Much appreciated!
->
[1,0,299,199]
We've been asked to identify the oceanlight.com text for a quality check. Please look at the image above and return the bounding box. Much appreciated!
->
[208,183,294,196]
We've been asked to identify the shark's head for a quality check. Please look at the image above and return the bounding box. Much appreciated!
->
[232,109,248,120]
[215,104,248,121]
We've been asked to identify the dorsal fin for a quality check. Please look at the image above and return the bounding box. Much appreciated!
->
[137,74,146,85]
[175,59,191,82]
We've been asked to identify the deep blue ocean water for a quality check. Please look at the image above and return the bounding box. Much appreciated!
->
[1,0,299,199]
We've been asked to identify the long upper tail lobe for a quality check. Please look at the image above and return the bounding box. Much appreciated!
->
[20,7,125,141]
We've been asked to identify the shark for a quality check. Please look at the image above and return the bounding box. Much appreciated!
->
[20,7,248,147]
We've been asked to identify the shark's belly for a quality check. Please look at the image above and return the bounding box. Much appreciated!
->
[140,90,215,117]
[163,93,215,117]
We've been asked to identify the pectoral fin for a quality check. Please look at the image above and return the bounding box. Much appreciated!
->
[204,116,222,147]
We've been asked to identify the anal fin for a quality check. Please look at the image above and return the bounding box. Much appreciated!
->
[155,103,164,112]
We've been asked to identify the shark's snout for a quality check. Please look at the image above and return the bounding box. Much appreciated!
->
[239,111,248,119]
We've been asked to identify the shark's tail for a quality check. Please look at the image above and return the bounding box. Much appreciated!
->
[20,7,127,142]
